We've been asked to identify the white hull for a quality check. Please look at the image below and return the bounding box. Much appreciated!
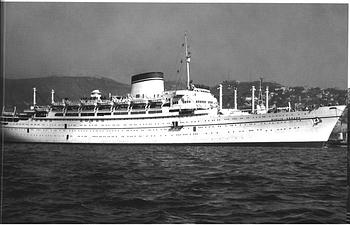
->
[2,106,345,145]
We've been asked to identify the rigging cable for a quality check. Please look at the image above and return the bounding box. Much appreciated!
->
[173,37,186,90]
[176,31,192,90]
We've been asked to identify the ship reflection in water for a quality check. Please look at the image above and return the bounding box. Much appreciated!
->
[2,143,346,223]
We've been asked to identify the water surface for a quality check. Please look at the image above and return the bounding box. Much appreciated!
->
[2,143,347,223]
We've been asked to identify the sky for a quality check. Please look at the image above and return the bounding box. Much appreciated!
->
[3,3,348,89]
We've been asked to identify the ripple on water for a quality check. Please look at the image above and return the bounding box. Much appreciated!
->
[2,143,347,223]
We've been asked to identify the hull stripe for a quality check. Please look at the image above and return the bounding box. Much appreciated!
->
[5,115,341,130]
[3,141,326,148]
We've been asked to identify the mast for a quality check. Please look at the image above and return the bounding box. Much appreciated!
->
[234,87,237,110]
[258,77,263,104]
[219,84,223,111]
[265,86,269,111]
[184,32,191,90]
[51,89,55,104]
[33,87,37,106]
[251,86,255,114]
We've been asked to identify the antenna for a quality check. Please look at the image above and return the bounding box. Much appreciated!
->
[184,32,191,90]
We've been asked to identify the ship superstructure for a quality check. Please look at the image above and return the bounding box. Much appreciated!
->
[1,34,346,145]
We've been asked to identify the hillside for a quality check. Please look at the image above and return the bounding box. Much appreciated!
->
[210,80,283,109]
[3,76,130,111]
[2,76,347,117]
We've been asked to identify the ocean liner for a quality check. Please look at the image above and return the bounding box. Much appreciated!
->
[1,34,346,146]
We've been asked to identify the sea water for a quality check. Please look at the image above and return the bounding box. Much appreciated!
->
[2,143,347,223]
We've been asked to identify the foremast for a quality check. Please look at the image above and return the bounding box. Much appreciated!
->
[184,32,191,90]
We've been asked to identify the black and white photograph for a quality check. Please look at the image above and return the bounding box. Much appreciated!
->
[0,1,348,223]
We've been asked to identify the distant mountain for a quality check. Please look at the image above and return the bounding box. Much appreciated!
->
[2,76,347,117]
[3,76,130,111]
[2,76,191,111]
